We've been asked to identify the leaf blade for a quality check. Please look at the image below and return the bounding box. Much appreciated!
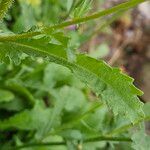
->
[0,38,144,122]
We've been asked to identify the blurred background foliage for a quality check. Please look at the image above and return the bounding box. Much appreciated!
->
[0,0,150,149]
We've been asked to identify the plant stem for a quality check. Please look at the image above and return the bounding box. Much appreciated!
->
[0,0,145,41]
[45,0,144,30]
[10,116,150,150]
[13,142,66,150]
[0,31,41,41]
[12,136,131,150]
[84,136,132,142]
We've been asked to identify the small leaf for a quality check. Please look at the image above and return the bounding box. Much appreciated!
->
[44,63,73,89]
[0,96,26,111]
[0,89,14,102]
[67,0,73,11]
[132,125,150,150]
[0,102,51,130]
[63,86,86,112]
[60,129,83,140]
[72,0,92,18]
[36,87,69,139]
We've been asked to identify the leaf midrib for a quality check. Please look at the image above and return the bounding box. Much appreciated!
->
[8,41,140,116]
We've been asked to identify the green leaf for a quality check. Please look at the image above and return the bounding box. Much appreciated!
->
[72,56,144,123]
[0,102,51,130]
[44,63,84,89]
[60,129,83,140]
[0,89,14,102]
[0,37,144,123]
[132,125,150,150]
[72,0,92,18]
[63,86,86,112]
[0,0,14,20]
[0,36,67,64]
[0,96,26,111]
[12,2,37,33]
[83,141,106,150]
[38,86,85,137]
[80,106,110,134]
[44,63,75,89]
[67,0,73,12]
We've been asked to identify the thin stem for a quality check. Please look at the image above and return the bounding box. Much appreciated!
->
[10,117,150,150]
[0,0,145,41]
[46,0,143,30]
[84,136,132,143]
[0,31,41,41]
[13,142,66,150]
[12,136,131,150]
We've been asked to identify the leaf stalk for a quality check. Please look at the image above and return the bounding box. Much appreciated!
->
[0,0,145,41]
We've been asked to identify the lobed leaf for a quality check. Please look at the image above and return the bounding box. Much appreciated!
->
[0,37,144,123]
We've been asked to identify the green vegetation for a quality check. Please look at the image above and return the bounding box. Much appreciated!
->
[0,0,149,149]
